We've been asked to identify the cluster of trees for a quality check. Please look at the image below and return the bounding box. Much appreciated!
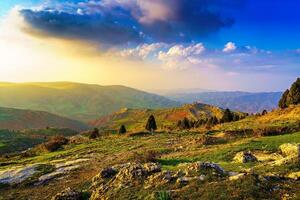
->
[279,78,300,109]
[177,108,244,129]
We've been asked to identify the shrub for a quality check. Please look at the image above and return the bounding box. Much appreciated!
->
[39,136,68,152]
[89,128,100,139]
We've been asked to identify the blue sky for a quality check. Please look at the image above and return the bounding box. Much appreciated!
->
[0,0,299,91]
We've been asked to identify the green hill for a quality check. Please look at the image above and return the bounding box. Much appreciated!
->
[0,82,180,122]
[0,107,88,131]
[89,102,244,130]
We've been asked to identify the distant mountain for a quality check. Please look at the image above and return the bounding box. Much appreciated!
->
[0,82,180,122]
[89,102,244,130]
[166,91,282,113]
[0,107,88,131]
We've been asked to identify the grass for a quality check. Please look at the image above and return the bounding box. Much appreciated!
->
[1,128,300,199]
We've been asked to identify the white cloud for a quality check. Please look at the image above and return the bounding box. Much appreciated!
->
[223,42,237,53]
[157,43,207,70]
[120,43,167,59]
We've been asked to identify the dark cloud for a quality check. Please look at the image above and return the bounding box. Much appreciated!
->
[19,0,239,47]
[20,8,142,46]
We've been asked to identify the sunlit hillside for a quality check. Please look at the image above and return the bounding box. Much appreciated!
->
[0,82,180,122]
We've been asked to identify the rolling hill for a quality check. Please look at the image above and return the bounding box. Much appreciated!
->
[0,107,88,131]
[167,91,282,113]
[0,82,180,122]
[89,102,245,130]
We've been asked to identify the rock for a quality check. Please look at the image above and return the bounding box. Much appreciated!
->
[144,171,175,189]
[233,151,258,163]
[229,173,246,181]
[90,162,161,200]
[183,162,227,176]
[279,143,299,157]
[51,187,83,200]
[0,164,40,185]
[199,162,227,176]
[99,167,118,179]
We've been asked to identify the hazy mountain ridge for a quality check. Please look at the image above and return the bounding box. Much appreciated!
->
[0,107,88,131]
[0,82,180,122]
[167,91,282,113]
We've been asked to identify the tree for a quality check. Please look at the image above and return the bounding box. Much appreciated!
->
[279,89,289,109]
[222,108,233,123]
[212,116,219,125]
[286,78,300,106]
[146,115,157,132]
[181,117,191,129]
[119,125,127,134]
[261,110,268,115]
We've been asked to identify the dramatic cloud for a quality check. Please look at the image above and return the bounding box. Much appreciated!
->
[18,0,236,47]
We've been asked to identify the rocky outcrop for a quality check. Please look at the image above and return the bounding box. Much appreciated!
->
[51,187,83,200]
[233,151,258,163]
[90,162,228,200]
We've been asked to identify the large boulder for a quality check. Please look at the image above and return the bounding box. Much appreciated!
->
[51,187,83,200]
[90,162,161,200]
[279,143,299,157]
[233,151,258,163]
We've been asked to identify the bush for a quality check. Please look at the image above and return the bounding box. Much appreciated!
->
[39,136,68,152]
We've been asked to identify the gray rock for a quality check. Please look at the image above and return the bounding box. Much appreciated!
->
[233,151,258,163]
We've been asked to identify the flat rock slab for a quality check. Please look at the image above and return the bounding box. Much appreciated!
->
[0,164,40,185]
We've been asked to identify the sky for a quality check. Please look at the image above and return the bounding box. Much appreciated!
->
[0,0,299,92]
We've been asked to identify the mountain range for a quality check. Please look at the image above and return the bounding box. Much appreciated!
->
[167,91,282,113]
[0,82,180,122]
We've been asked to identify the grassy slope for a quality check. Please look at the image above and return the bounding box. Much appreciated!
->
[89,102,244,130]
[0,128,79,154]
[0,82,180,122]
[1,130,299,199]
[0,107,88,131]
[215,104,300,131]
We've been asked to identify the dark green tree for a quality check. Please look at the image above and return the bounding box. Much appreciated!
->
[222,108,233,123]
[212,116,219,125]
[286,78,300,106]
[279,89,289,108]
[181,117,191,129]
[261,110,268,115]
[146,115,157,132]
[119,125,127,134]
